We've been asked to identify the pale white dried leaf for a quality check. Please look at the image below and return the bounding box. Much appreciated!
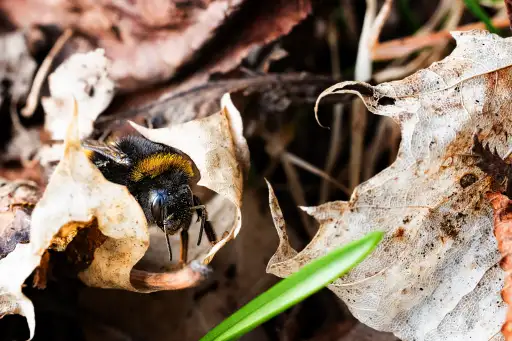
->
[130,93,249,265]
[42,49,115,140]
[265,180,297,270]
[2,93,248,337]
[0,244,37,338]
[0,180,42,339]
[0,31,36,106]
[268,30,510,341]
[0,30,39,164]
[29,101,149,293]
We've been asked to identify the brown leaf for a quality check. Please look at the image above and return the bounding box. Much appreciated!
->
[487,192,512,341]
[0,180,40,260]
[0,179,41,339]
[0,0,311,91]
[0,30,39,165]
[94,73,334,135]
[269,30,512,341]
[0,93,249,338]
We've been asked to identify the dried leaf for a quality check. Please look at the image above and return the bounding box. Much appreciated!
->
[95,73,335,133]
[0,0,311,91]
[32,100,148,292]
[472,134,512,195]
[130,93,249,266]
[0,180,39,260]
[0,30,39,164]
[0,179,41,339]
[0,31,37,107]
[79,188,278,341]
[268,30,511,341]
[0,92,248,337]
[487,192,512,340]
[41,49,115,140]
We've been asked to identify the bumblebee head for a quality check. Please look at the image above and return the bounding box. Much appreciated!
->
[147,182,193,233]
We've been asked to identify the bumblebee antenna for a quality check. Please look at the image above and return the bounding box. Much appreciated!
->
[163,213,175,262]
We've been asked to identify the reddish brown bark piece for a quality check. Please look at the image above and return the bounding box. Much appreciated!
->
[487,192,512,340]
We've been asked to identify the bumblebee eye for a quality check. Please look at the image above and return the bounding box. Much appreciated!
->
[151,194,165,225]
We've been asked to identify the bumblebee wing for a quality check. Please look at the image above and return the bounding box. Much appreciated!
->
[81,139,132,167]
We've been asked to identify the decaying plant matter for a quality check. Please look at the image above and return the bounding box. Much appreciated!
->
[267,30,512,341]
[5,1,512,340]
[0,93,249,337]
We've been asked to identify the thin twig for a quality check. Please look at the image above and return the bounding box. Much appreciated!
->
[355,0,377,81]
[425,0,465,65]
[284,152,351,195]
[341,0,360,37]
[349,0,393,190]
[374,0,463,82]
[372,16,509,61]
[417,0,453,35]
[379,0,452,73]
[374,50,432,82]
[320,18,344,203]
[280,155,315,237]
[21,28,73,117]
[368,0,393,49]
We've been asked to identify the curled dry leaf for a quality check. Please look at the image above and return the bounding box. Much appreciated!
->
[0,179,41,338]
[268,30,512,341]
[30,100,148,292]
[42,48,115,140]
[130,93,249,267]
[266,179,297,267]
[0,93,248,337]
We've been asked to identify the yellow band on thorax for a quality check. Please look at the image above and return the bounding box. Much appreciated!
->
[131,153,194,182]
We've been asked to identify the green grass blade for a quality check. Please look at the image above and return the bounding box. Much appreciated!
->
[463,0,498,33]
[200,231,384,341]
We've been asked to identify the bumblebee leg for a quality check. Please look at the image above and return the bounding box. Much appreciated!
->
[192,195,207,246]
[192,195,204,223]
[204,221,217,245]
[165,231,173,262]
[180,228,189,264]
[190,196,217,246]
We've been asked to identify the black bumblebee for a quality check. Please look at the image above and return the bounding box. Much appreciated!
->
[82,135,217,264]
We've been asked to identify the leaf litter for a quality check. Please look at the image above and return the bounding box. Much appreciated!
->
[0,0,312,91]
[267,29,512,341]
[0,86,248,337]
[41,48,115,141]
[0,179,41,338]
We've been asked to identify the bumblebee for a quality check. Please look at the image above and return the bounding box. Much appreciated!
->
[82,135,217,264]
